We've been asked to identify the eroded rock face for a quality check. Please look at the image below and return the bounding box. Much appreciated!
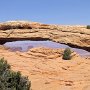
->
[0,47,90,90]
[0,21,90,51]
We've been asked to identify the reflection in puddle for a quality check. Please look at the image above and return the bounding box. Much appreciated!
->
[4,40,90,57]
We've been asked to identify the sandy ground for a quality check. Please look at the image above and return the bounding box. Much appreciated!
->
[0,47,90,90]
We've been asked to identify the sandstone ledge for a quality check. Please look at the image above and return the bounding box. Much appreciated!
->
[0,21,90,51]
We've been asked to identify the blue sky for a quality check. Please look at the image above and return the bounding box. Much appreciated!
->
[0,0,90,24]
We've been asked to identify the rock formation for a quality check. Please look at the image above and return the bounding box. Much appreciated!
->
[0,21,90,52]
[0,47,90,90]
[0,21,90,90]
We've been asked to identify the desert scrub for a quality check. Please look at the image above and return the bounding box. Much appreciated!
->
[63,48,72,60]
[86,25,90,29]
[0,58,31,90]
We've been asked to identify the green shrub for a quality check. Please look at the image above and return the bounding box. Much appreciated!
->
[86,25,90,29]
[0,58,31,90]
[63,48,72,60]
[0,57,10,75]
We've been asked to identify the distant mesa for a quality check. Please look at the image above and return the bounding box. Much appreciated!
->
[28,45,34,49]
[8,47,22,52]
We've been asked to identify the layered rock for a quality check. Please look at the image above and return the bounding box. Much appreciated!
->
[0,21,90,51]
[0,47,90,90]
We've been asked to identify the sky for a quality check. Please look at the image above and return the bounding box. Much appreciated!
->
[0,0,90,25]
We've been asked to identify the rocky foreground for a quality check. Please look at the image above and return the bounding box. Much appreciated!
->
[0,21,90,90]
[0,46,90,90]
[0,21,90,51]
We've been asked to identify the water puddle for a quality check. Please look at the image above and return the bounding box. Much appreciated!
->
[3,40,90,57]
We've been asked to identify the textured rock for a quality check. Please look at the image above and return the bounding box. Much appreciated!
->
[0,21,90,51]
[0,47,90,90]
[0,21,90,90]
